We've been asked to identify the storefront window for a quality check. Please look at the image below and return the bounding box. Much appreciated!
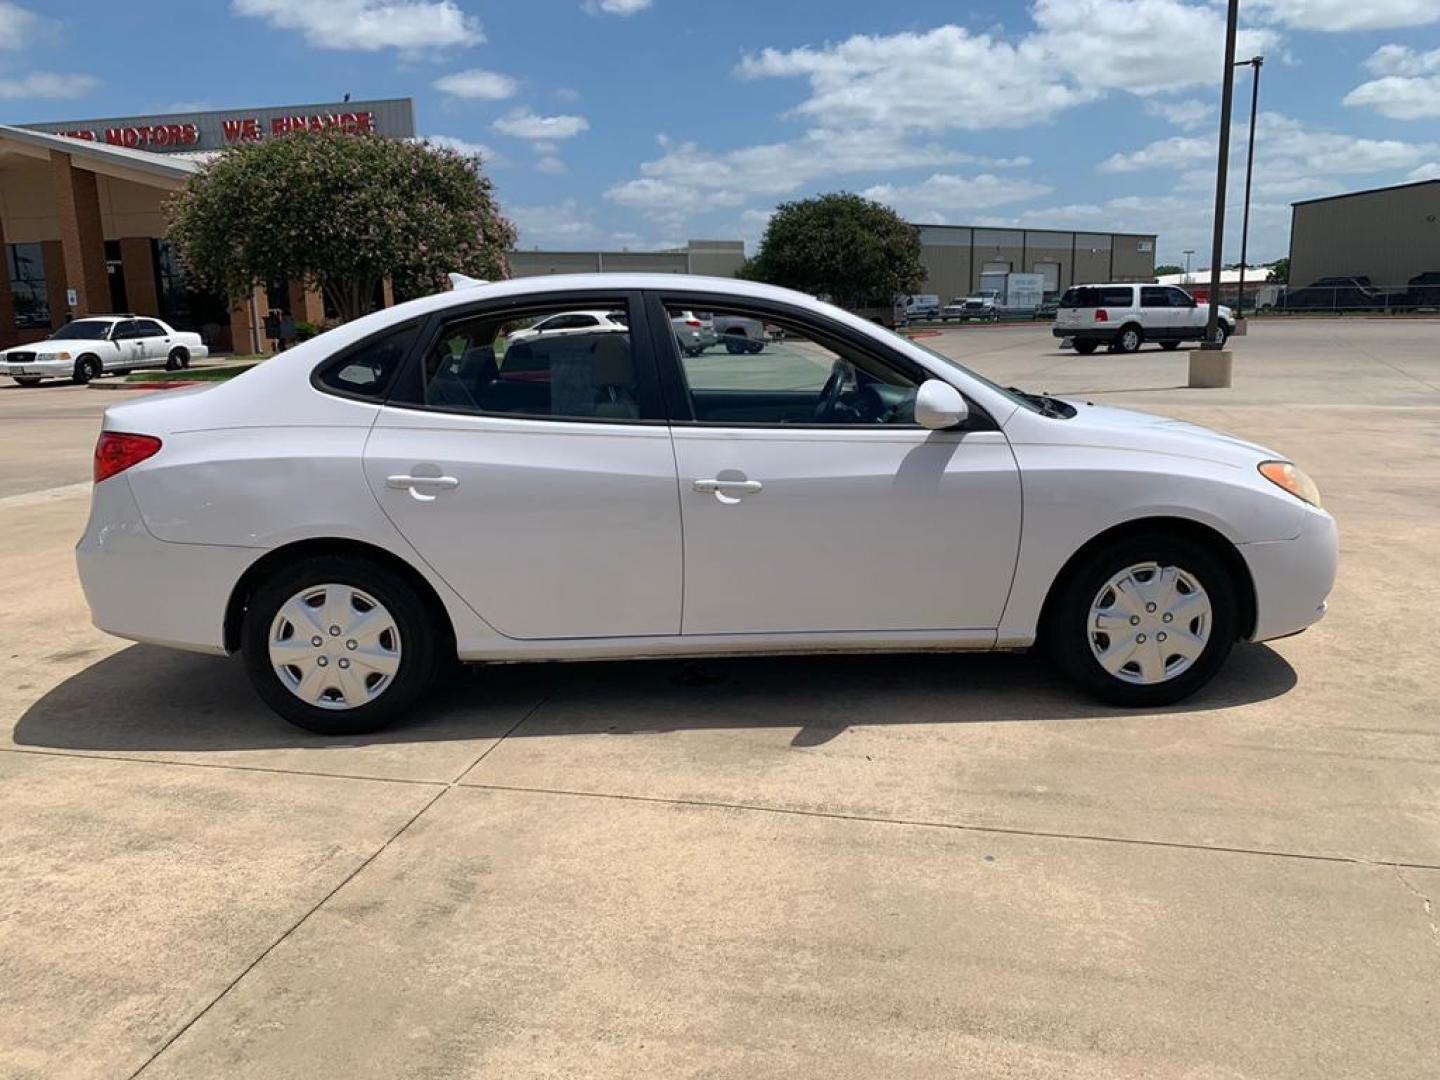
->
[7,244,50,328]
[154,239,228,339]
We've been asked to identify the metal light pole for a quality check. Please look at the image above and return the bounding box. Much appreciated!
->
[1204,0,1240,350]
[1183,249,1195,280]
[1234,55,1263,320]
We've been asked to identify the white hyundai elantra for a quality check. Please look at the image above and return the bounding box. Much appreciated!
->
[77,274,1336,734]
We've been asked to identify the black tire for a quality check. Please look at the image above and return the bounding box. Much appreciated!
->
[1113,325,1143,353]
[1072,340,1099,355]
[13,377,42,387]
[1213,321,1230,347]
[71,355,101,385]
[1161,340,1181,351]
[723,331,748,355]
[165,347,188,371]
[241,554,442,735]
[747,340,764,354]
[1046,532,1238,708]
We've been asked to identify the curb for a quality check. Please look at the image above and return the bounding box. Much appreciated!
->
[90,380,204,391]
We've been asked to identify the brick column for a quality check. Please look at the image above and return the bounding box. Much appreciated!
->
[0,213,15,348]
[50,151,110,317]
[41,240,68,329]
[287,279,325,324]
[119,237,160,316]
[228,286,272,356]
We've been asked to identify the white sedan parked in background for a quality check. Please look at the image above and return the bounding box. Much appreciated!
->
[77,274,1336,734]
[0,315,207,386]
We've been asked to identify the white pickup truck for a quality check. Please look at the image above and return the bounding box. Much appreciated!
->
[0,315,208,385]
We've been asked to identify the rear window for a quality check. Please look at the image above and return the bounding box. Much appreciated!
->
[1061,286,1133,307]
[315,323,420,400]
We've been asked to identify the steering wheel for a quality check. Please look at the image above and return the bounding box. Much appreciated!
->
[813,360,851,421]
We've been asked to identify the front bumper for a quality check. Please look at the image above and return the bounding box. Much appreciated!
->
[76,474,255,655]
[1239,506,1338,643]
[1,358,72,377]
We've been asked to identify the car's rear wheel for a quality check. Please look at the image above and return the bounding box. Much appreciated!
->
[1072,340,1099,355]
[242,555,440,735]
[1047,533,1237,707]
[1113,325,1143,353]
[13,376,42,387]
[724,330,748,355]
[1213,321,1230,347]
[71,355,101,385]
[165,347,188,371]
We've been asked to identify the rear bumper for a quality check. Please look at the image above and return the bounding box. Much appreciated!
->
[1239,507,1338,643]
[75,474,254,655]
[1053,327,1118,341]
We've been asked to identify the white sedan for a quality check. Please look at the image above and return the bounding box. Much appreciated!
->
[0,315,208,386]
[76,274,1336,734]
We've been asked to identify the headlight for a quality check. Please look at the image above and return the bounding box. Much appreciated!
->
[55,351,71,360]
[1259,460,1322,508]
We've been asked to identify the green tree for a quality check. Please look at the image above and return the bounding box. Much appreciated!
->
[166,131,515,323]
[1154,263,1185,276]
[1267,257,1289,285]
[745,193,925,309]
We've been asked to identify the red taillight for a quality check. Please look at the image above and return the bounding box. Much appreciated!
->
[1094,308,1109,322]
[94,432,162,483]
[685,319,703,328]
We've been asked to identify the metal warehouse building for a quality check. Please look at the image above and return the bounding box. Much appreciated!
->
[510,240,746,279]
[1289,179,1440,290]
[915,225,1158,304]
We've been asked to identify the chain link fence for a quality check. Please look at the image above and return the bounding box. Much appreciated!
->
[1254,277,1440,315]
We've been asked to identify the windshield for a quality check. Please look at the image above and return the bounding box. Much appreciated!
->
[48,320,113,341]
[879,328,1046,415]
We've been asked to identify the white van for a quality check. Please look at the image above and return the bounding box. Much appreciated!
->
[1054,283,1232,354]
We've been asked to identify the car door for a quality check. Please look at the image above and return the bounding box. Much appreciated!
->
[1140,286,1177,340]
[132,318,170,362]
[107,320,143,370]
[651,293,1023,637]
[1169,287,1202,337]
[361,291,682,640]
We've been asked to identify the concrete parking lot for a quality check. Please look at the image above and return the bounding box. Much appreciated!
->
[1,319,1437,1079]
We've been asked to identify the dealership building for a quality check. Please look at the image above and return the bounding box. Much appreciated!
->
[0,99,415,352]
[1288,179,1440,290]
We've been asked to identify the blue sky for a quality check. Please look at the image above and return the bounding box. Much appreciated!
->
[5,0,1439,268]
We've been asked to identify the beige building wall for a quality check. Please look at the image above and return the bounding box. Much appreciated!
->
[1110,234,1157,281]
[1290,180,1440,288]
[916,226,971,301]
[509,240,742,279]
[0,159,167,242]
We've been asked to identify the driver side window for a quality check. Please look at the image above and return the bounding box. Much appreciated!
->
[666,304,920,426]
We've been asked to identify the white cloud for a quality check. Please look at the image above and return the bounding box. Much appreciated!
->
[584,0,652,13]
[535,155,567,174]
[1406,163,1440,182]
[0,1,45,49]
[0,72,100,99]
[433,68,517,101]
[1364,44,1440,76]
[861,173,1054,223]
[1345,47,1440,120]
[1144,98,1214,131]
[736,3,1276,136]
[232,0,483,52]
[492,107,589,140]
[506,199,601,247]
[1344,75,1440,120]
[1246,0,1440,31]
[1101,135,1213,173]
[423,135,504,165]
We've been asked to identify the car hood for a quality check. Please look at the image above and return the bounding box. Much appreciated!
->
[1052,400,1277,465]
[2,341,88,357]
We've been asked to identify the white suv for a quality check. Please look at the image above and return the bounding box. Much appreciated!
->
[1054,284,1231,354]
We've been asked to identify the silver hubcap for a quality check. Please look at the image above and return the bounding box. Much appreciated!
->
[1088,562,1211,686]
[268,584,401,710]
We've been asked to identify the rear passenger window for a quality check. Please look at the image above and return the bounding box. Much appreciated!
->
[1101,287,1135,306]
[1141,287,1169,308]
[316,323,419,399]
[418,301,650,421]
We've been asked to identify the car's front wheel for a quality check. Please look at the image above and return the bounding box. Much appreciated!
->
[1072,340,1099,355]
[13,376,42,387]
[242,555,441,734]
[71,355,101,385]
[1047,533,1238,707]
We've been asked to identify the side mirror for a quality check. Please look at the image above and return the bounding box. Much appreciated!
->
[915,379,969,430]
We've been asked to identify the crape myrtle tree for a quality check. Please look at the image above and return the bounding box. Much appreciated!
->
[166,131,516,323]
[743,193,925,309]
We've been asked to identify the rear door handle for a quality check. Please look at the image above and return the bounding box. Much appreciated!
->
[386,474,460,502]
[694,478,762,504]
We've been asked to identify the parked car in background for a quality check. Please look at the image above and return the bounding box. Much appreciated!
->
[898,294,941,322]
[1055,284,1232,353]
[1279,276,1388,312]
[713,312,767,354]
[671,310,716,356]
[0,315,208,386]
[505,309,627,346]
[942,292,998,323]
[77,273,1334,735]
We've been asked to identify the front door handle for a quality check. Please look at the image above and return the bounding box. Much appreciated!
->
[694,478,763,505]
[386,474,460,502]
